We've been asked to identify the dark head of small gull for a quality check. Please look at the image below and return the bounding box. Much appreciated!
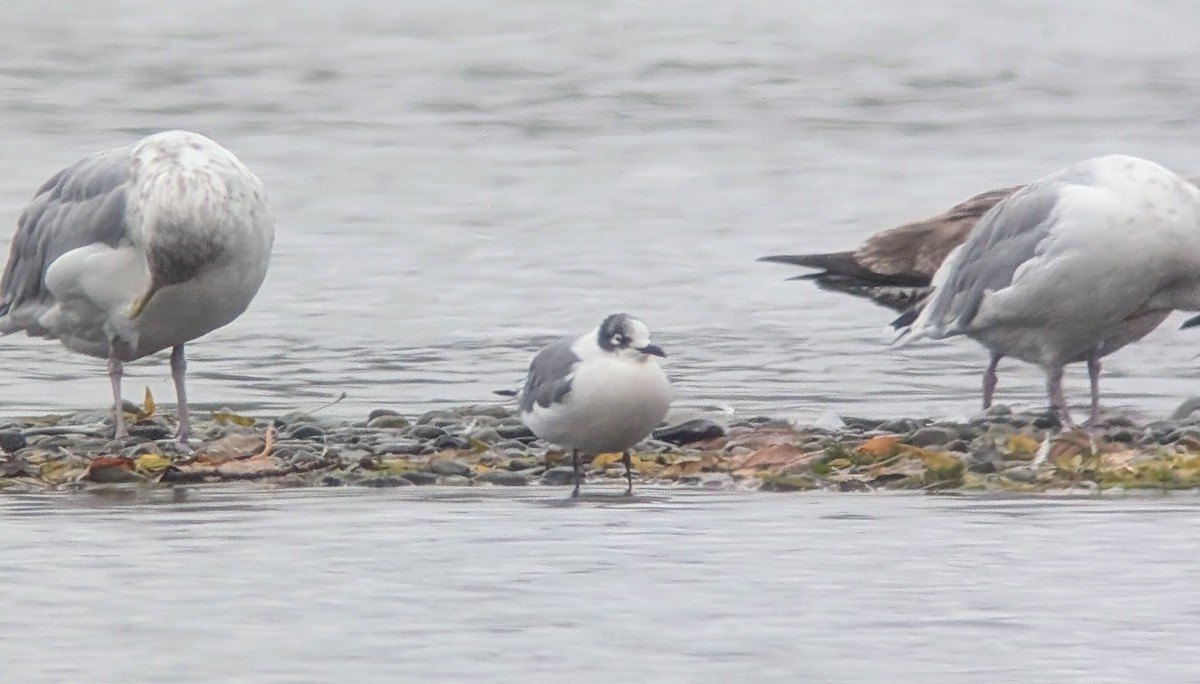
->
[518,313,671,498]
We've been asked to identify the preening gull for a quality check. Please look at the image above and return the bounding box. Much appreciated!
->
[518,313,670,497]
[895,154,1200,426]
[760,186,1022,311]
[0,130,274,441]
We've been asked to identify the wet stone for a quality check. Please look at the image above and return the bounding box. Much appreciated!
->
[410,424,447,440]
[376,441,426,456]
[1001,465,1039,484]
[129,424,172,441]
[496,424,535,440]
[468,428,502,445]
[415,410,459,426]
[909,426,958,448]
[367,408,402,422]
[289,425,325,441]
[540,466,577,486]
[653,419,726,446]
[366,415,411,429]
[432,434,469,451]
[429,459,471,477]
[507,456,541,471]
[0,431,28,453]
[879,419,920,434]
[476,470,530,486]
[362,475,415,488]
[438,475,473,486]
[278,412,316,427]
[400,471,439,486]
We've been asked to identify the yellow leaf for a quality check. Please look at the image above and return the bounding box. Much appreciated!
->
[1006,435,1040,455]
[591,452,624,468]
[134,453,172,472]
[380,459,414,474]
[212,411,255,427]
[143,387,155,417]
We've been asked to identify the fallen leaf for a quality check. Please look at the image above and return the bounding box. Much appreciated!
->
[857,436,900,459]
[134,453,173,472]
[192,433,267,465]
[733,443,816,470]
[591,452,624,468]
[1006,434,1040,455]
[212,411,256,427]
[143,387,156,418]
[84,456,141,483]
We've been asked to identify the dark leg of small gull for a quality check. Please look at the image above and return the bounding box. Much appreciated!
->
[982,353,1002,409]
[571,449,581,498]
[621,450,633,496]
[1045,364,1075,428]
[107,355,127,439]
[170,344,191,443]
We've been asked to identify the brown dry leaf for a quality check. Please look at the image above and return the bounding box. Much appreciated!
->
[857,435,900,458]
[721,428,808,452]
[214,451,275,477]
[192,434,267,465]
[733,443,815,470]
[83,456,138,483]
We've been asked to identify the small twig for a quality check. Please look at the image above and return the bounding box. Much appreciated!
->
[306,391,347,415]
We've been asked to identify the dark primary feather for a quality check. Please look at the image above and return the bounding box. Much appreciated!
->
[918,181,1062,333]
[759,185,1022,312]
[0,148,131,323]
[517,337,581,412]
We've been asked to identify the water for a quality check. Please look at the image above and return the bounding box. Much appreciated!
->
[5,7,1200,680]
[2,2,1200,423]
[0,488,1196,683]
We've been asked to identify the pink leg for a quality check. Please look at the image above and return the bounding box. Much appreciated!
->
[1046,364,1075,428]
[108,355,127,438]
[1086,353,1102,426]
[982,353,1002,409]
[171,344,192,443]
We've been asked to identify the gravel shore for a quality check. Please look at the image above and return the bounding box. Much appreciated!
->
[3,401,1200,494]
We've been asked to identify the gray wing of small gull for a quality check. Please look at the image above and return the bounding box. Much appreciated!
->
[918,180,1063,333]
[517,336,580,412]
[0,148,132,323]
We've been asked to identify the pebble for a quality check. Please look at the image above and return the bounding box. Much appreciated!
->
[495,424,535,440]
[476,470,530,486]
[468,427,502,445]
[400,471,439,486]
[289,425,325,441]
[376,441,426,455]
[429,459,471,477]
[0,431,28,453]
[653,419,726,446]
[367,415,411,429]
[438,475,473,486]
[908,426,958,448]
[540,466,577,486]
[415,410,459,426]
[362,475,415,488]
[410,424,447,440]
[367,408,401,422]
[432,434,470,451]
[129,424,172,441]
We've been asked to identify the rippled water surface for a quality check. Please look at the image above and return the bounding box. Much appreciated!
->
[2,488,1199,683]
[2,1,1200,424]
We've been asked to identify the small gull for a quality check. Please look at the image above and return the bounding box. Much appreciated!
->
[0,130,275,441]
[894,154,1200,426]
[518,313,670,497]
[759,186,1022,311]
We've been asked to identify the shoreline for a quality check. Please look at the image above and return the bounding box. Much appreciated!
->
[2,402,1200,495]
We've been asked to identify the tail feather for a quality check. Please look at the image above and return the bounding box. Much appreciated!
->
[759,251,929,287]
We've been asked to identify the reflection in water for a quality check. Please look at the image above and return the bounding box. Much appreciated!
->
[2,2,1200,427]
[2,489,1199,683]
